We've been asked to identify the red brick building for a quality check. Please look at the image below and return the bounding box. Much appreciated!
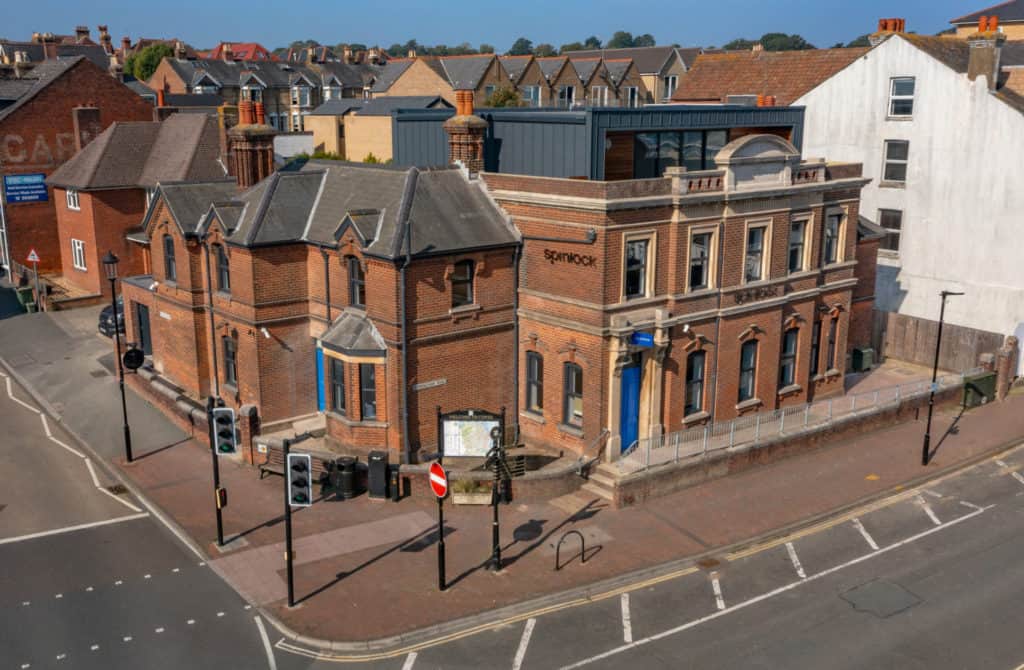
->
[46,113,224,301]
[0,56,152,276]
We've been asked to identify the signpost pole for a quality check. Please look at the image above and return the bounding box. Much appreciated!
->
[31,259,40,311]
[284,438,295,608]
[437,496,446,591]
[488,426,502,572]
[207,396,224,547]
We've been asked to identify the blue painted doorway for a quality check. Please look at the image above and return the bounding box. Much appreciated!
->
[315,348,325,411]
[619,354,641,452]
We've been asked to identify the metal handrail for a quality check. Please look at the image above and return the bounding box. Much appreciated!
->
[555,529,586,571]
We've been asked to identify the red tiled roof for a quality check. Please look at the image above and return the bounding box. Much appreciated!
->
[671,47,869,105]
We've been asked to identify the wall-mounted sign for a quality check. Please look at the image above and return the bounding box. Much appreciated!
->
[733,286,779,304]
[3,173,48,203]
[412,378,447,392]
[159,311,171,320]
[630,332,655,348]
[543,249,596,267]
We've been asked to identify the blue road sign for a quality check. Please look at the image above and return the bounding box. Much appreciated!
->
[630,332,655,348]
[3,173,49,203]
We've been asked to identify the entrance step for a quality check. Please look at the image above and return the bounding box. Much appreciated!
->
[580,482,614,501]
[595,462,624,478]
[292,414,327,438]
[587,471,617,489]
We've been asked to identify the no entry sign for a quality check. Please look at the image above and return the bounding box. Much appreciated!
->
[429,462,448,499]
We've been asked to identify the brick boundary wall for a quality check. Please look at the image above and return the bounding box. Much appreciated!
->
[399,459,586,504]
[614,384,963,508]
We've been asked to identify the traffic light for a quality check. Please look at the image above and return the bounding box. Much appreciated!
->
[287,453,313,507]
[211,407,237,456]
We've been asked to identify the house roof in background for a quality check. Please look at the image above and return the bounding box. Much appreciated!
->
[671,47,868,105]
[951,0,1024,24]
[355,95,450,116]
[558,45,680,73]
[309,99,363,116]
[536,56,568,82]
[370,59,413,92]
[0,41,110,69]
[433,54,495,90]
[0,57,79,124]
[498,55,532,83]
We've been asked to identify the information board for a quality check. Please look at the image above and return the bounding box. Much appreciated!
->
[3,174,49,203]
[443,418,500,457]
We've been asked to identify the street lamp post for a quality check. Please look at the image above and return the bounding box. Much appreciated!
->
[922,290,964,466]
[103,251,133,464]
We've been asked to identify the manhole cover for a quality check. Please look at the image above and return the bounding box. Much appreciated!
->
[89,370,109,378]
[841,579,921,618]
[106,484,128,495]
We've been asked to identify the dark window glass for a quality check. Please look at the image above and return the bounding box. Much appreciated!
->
[163,235,176,282]
[745,227,765,282]
[704,130,728,166]
[451,260,474,307]
[347,256,365,308]
[223,336,237,386]
[823,214,841,265]
[826,318,838,371]
[684,350,705,415]
[883,140,909,182]
[779,328,798,388]
[634,132,660,179]
[810,320,822,376]
[624,238,649,299]
[330,358,346,414]
[682,131,703,171]
[689,232,711,289]
[526,352,543,412]
[563,363,583,427]
[889,77,915,116]
[739,340,758,402]
[359,363,376,420]
[215,244,230,293]
[878,209,902,252]
[788,221,805,273]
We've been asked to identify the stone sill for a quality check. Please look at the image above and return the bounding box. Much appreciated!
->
[327,411,388,429]
[449,303,482,319]
[682,411,710,426]
[825,369,842,379]
[735,397,763,412]
[520,410,545,425]
[557,423,584,438]
[777,384,803,398]
[878,180,906,190]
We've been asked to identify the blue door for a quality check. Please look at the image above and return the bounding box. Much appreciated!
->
[619,355,641,452]
[315,348,325,412]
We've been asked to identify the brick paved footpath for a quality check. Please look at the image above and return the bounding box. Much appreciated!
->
[116,394,1024,642]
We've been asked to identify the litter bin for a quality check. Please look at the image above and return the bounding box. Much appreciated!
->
[337,456,357,500]
[963,370,997,408]
[368,451,388,500]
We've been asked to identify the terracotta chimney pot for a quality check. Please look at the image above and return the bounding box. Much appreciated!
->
[238,100,254,125]
[254,102,266,125]
[990,16,999,31]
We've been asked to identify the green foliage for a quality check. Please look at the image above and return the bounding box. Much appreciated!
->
[479,43,495,54]
[633,33,656,47]
[383,39,484,57]
[606,31,635,49]
[484,86,522,108]
[452,478,489,494]
[124,54,138,79]
[722,33,816,52]
[131,43,174,82]
[508,37,534,56]
[560,41,585,54]
[583,36,602,49]
[363,152,381,164]
[844,34,871,47]
[533,43,557,57]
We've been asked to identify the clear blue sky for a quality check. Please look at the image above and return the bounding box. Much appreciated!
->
[3,0,976,52]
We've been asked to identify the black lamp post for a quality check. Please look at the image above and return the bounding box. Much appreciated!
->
[103,251,133,463]
[922,290,964,466]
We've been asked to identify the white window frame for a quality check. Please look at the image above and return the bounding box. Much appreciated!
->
[787,215,812,274]
[687,226,717,292]
[662,75,678,100]
[241,85,263,103]
[822,208,846,266]
[888,76,915,118]
[66,188,80,211]
[590,86,608,106]
[71,238,86,271]
[323,85,342,101]
[878,208,903,255]
[291,85,311,107]
[743,220,771,284]
[291,112,302,131]
[558,85,575,108]
[882,139,909,184]
[522,85,541,107]
[622,231,656,301]
[624,86,639,108]
[193,84,218,95]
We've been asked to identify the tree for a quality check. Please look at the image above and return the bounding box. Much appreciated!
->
[583,35,602,49]
[606,31,635,49]
[633,33,656,47]
[844,34,871,47]
[508,37,533,56]
[760,32,815,51]
[485,86,522,107]
[132,43,174,82]
[722,37,758,50]
[560,41,585,54]
[534,43,557,57]
[479,43,495,54]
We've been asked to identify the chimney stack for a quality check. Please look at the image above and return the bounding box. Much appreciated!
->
[223,43,234,62]
[72,107,102,153]
[367,47,380,64]
[174,40,187,59]
[98,25,112,53]
[75,26,90,42]
[254,101,266,125]
[228,100,276,190]
[40,33,58,60]
[751,43,764,53]
[408,48,417,58]
[121,36,131,57]
[967,16,1007,90]
[342,45,353,64]
[442,90,487,173]
[870,17,906,46]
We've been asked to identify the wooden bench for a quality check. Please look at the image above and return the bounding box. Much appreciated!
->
[257,443,335,481]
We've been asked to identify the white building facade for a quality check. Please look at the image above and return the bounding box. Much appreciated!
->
[796,33,1024,360]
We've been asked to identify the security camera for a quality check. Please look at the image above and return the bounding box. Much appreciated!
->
[260,327,270,339]
[682,324,690,333]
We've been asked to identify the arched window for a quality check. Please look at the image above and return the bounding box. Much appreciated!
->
[738,340,758,402]
[163,234,176,282]
[347,256,365,308]
[684,350,705,416]
[214,244,230,293]
[451,260,474,307]
[563,362,583,427]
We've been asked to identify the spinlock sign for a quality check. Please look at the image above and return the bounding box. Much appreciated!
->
[543,249,596,267]
[733,285,780,304]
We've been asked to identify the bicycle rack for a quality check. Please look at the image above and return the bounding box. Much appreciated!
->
[555,529,586,571]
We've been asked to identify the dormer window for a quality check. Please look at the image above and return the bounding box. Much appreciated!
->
[241,84,263,103]
[291,85,311,107]
[323,85,342,101]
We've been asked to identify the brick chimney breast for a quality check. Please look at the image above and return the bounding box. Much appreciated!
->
[228,100,276,189]
[967,17,1007,90]
[442,90,487,172]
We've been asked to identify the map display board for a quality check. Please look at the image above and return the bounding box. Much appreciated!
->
[443,418,499,457]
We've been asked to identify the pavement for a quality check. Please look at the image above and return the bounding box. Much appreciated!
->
[3,307,1024,669]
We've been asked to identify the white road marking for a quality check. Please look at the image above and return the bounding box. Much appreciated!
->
[172,568,180,573]
[1000,460,1024,486]
[155,627,164,634]
[401,652,418,670]
[217,611,225,617]
[55,593,62,599]
[56,654,66,661]
[923,489,943,498]
[960,500,984,512]
[198,561,206,566]
[90,645,99,651]
[785,542,806,579]
[144,574,152,579]
[6,376,41,413]
[620,593,633,643]
[560,504,994,669]
[39,414,85,457]
[996,459,1009,468]
[123,636,132,643]
[115,580,123,586]
[710,572,725,610]
[254,615,278,670]
[85,586,93,592]
[20,664,29,669]
[21,601,30,606]
[0,513,149,546]
[187,619,195,625]
[851,517,879,551]
[512,618,536,670]
[244,604,252,610]
[916,494,942,526]
[41,413,52,436]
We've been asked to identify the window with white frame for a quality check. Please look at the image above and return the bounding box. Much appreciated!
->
[624,86,639,108]
[590,86,607,106]
[557,85,575,108]
[788,219,808,274]
[624,236,651,299]
[688,231,713,290]
[822,212,842,265]
[522,85,541,107]
[888,77,915,117]
[878,209,903,253]
[193,84,218,95]
[66,189,80,210]
[882,140,909,183]
[291,85,311,107]
[323,85,342,101]
[71,239,86,271]
[291,112,302,131]
[662,75,678,100]
[744,224,768,283]
[241,85,263,102]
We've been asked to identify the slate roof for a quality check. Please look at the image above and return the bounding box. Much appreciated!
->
[0,57,78,124]
[1001,40,1024,66]
[155,180,237,235]
[125,79,155,98]
[951,0,1024,24]
[671,47,869,105]
[355,96,449,116]
[604,59,633,87]
[537,57,568,82]
[166,58,354,90]
[164,93,223,107]
[676,47,704,69]
[308,100,363,116]
[569,58,602,84]
[433,54,495,90]
[557,45,680,74]
[0,41,110,69]
[319,308,387,355]
[498,55,532,83]
[370,59,413,92]
[48,114,225,190]
[900,35,971,73]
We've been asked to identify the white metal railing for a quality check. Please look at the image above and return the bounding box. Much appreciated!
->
[617,371,973,475]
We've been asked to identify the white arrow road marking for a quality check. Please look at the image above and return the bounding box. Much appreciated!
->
[620,593,633,643]
[254,615,278,670]
[710,572,725,610]
[512,618,536,670]
[785,542,806,579]
[401,652,418,670]
[916,494,941,526]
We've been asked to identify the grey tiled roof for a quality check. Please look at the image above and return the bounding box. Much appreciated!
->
[356,96,449,116]
[569,58,602,84]
[167,58,330,90]
[537,57,567,82]
[436,55,494,90]
[0,57,79,123]
[1000,40,1024,66]
[47,113,225,190]
[309,100,363,116]
[125,79,155,98]
[0,41,110,69]
[156,180,238,235]
[952,0,1024,24]
[498,55,532,83]
[370,60,413,92]
[558,46,676,74]
[319,308,387,355]
[604,60,632,86]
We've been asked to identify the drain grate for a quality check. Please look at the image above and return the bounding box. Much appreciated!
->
[89,369,109,378]
[106,484,128,495]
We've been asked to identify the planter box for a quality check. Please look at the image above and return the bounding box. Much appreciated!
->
[452,492,491,505]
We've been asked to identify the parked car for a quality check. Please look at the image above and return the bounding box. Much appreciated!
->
[98,296,125,337]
